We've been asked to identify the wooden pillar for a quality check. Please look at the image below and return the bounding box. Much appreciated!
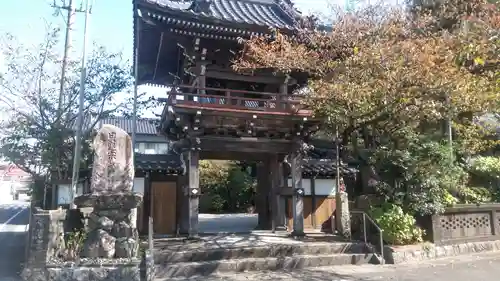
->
[291,149,305,237]
[311,176,317,229]
[143,171,152,235]
[282,162,289,227]
[269,154,280,232]
[256,162,270,229]
[186,150,200,238]
[277,160,286,228]
[177,172,189,235]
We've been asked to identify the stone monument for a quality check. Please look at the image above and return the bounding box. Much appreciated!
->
[74,124,143,258]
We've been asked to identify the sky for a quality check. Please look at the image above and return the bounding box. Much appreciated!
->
[0,0,333,64]
[0,0,402,120]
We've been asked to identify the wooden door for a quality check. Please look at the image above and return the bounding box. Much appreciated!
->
[151,181,177,235]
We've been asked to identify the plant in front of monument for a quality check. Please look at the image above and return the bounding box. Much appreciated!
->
[0,23,154,206]
[232,0,500,216]
[59,229,87,261]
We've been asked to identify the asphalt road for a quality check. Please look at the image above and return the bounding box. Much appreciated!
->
[0,201,30,281]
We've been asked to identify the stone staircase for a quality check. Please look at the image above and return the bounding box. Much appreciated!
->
[153,238,380,279]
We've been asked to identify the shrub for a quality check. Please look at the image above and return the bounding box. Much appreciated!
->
[370,203,424,245]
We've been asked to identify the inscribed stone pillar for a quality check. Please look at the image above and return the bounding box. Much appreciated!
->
[291,150,305,237]
[89,124,134,193]
[75,124,142,259]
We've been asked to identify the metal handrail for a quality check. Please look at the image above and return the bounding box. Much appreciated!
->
[351,210,385,265]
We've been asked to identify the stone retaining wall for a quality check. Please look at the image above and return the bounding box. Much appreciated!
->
[22,259,141,281]
[383,240,500,264]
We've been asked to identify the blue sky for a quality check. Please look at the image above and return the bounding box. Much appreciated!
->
[0,0,332,63]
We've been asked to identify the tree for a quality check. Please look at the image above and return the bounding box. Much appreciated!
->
[199,160,255,213]
[233,0,499,214]
[0,24,152,201]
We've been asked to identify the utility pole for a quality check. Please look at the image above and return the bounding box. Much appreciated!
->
[47,0,76,209]
[53,0,76,120]
[70,0,94,209]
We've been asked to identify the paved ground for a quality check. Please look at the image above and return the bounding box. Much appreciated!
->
[0,201,30,281]
[167,251,500,281]
[198,213,258,234]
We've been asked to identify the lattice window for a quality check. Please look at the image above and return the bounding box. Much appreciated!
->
[439,213,492,240]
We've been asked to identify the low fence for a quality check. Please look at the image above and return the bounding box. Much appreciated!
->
[421,204,500,245]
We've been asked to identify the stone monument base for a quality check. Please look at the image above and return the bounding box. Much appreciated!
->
[75,192,143,259]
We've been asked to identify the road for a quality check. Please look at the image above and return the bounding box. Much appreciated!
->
[0,201,30,281]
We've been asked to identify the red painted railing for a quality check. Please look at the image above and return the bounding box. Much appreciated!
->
[167,85,310,115]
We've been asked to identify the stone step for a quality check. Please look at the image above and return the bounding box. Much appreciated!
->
[154,242,371,263]
[154,253,379,278]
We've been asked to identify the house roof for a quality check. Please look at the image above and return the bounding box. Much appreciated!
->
[143,0,298,29]
[135,153,184,174]
[97,117,160,135]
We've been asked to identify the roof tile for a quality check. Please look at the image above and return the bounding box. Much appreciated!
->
[145,0,296,29]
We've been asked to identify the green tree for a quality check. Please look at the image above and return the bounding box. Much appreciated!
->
[199,160,255,213]
[233,0,499,214]
[0,25,152,203]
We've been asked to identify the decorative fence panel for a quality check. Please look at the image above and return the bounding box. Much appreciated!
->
[424,204,500,245]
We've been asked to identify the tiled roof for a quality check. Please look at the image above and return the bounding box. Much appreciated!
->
[97,117,160,135]
[135,153,184,174]
[143,0,298,29]
[302,159,357,177]
[75,117,160,135]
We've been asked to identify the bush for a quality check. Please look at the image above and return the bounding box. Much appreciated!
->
[370,203,424,245]
[199,160,255,213]
[371,135,469,215]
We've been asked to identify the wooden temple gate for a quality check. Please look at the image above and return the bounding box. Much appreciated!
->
[133,0,330,237]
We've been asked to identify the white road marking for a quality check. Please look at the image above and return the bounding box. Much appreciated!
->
[0,224,29,233]
[0,208,27,232]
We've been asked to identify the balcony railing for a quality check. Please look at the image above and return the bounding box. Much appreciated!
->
[167,85,310,115]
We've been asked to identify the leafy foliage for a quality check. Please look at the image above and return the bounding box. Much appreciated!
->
[0,25,153,187]
[370,203,425,245]
[233,0,500,214]
[371,132,468,214]
[199,160,255,213]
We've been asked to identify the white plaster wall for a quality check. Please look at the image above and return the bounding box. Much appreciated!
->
[287,178,337,196]
[57,184,83,205]
[133,177,145,195]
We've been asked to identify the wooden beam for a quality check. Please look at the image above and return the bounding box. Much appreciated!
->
[197,137,294,154]
[200,151,272,161]
[204,68,295,84]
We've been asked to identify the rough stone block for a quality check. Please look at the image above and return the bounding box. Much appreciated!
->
[88,213,114,232]
[88,268,112,281]
[111,221,135,238]
[115,238,138,258]
[82,229,116,258]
